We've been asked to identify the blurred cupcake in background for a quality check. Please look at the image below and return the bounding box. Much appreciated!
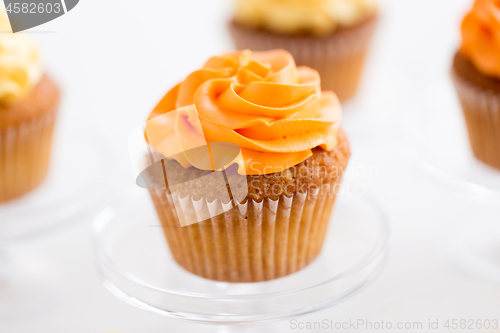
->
[228,0,378,102]
[452,0,500,170]
[0,15,60,202]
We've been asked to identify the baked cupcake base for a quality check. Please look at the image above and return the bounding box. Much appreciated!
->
[229,15,378,102]
[148,130,350,282]
[0,75,60,203]
[452,52,500,170]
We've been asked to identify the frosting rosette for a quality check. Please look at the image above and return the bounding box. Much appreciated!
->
[147,50,341,175]
[461,0,500,78]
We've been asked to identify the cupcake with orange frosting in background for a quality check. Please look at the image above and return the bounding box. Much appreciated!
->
[452,0,500,170]
[0,15,60,202]
[142,50,350,282]
[228,0,378,102]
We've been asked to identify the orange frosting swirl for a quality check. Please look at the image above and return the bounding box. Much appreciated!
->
[148,50,341,175]
[461,0,500,78]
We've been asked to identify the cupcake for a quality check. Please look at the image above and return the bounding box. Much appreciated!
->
[142,50,350,282]
[0,16,60,203]
[228,0,378,102]
[452,0,500,170]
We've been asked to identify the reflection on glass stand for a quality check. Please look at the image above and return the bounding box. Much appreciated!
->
[93,185,390,332]
[0,125,118,319]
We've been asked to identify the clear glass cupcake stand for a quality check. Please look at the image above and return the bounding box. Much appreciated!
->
[0,122,119,319]
[411,79,500,288]
[93,184,390,331]
[412,79,500,200]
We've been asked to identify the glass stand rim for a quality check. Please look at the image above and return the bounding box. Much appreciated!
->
[100,260,386,326]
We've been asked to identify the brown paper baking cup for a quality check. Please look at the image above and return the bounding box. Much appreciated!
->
[149,182,339,282]
[0,111,57,202]
[452,72,500,170]
[229,15,378,102]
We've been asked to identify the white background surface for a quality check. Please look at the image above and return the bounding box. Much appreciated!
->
[2,0,500,332]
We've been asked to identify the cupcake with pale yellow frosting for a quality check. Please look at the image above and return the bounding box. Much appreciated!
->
[145,50,350,282]
[452,0,500,170]
[229,0,378,102]
[0,17,60,202]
